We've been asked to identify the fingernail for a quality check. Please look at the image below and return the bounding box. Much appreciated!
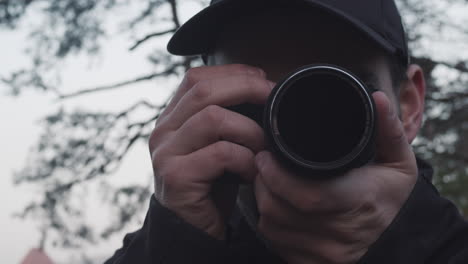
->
[267,81,276,90]
[247,68,266,77]
[258,68,267,77]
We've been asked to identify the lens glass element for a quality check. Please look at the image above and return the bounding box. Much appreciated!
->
[275,72,368,164]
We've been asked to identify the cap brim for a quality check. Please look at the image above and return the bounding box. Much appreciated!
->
[167,0,396,56]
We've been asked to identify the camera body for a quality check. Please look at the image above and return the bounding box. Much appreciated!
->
[229,64,377,178]
[228,64,377,178]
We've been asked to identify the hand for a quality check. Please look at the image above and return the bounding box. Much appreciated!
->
[149,64,273,239]
[254,91,418,263]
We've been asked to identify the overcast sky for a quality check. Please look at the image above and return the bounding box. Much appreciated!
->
[1,29,49,263]
[0,31,140,264]
[0,3,200,262]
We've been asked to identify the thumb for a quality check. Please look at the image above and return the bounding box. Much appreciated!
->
[373,91,413,164]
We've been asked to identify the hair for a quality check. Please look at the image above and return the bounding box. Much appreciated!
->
[387,54,409,95]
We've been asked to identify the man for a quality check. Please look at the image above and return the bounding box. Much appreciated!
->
[105,0,468,263]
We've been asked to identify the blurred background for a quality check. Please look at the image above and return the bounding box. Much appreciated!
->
[1,0,467,263]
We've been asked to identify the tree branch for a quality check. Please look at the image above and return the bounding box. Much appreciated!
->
[129,28,177,51]
[427,91,468,103]
[57,64,181,100]
[413,56,468,74]
[168,0,181,28]
[440,60,468,74]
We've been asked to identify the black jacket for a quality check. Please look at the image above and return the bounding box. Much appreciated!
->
[105,160,468,263]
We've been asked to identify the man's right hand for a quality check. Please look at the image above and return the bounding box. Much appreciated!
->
[149,64,273,240]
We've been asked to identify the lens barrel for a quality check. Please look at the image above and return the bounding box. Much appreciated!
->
[264,65,377,176]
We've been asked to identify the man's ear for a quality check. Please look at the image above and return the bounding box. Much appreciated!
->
[399,64,426,144]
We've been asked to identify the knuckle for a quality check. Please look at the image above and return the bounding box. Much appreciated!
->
[241,75,269,94]
[191,81,213,101]
[232,64,255,73]
[155,102,178,125]
[239,74,256,87]
[151,146,167,171]
[148,123,172,152]
[232,64,264,76]
[212,141,234,163]
[158,160,183,189]
[148,127,163,152]
[200,105,225,125]
[184,67,203,86]
[357,199,377,217]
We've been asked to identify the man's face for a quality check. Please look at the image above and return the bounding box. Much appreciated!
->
[209,6,399,106]
[206,6,406,231]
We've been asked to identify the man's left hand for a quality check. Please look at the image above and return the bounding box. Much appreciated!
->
[255,91,418,264]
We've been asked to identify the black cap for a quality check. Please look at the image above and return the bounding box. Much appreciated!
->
[167,0,409,65]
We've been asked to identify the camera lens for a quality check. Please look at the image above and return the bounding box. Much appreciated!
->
[264,65,376,175]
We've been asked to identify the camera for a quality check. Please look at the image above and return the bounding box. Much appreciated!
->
[263,64,377,176]
[228,64,377,178]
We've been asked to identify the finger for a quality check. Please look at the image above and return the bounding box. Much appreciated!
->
[179,141,257,183]
[254,181,339,263]
[255,173,365,263]
[165,74,273,129]
[169,105,265,155]
[255,151,336,213]
[159,64,266,122]
[372,91,414,164]
[255,172,317,230]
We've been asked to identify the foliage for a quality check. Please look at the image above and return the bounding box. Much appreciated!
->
[1,0,467,260]
[2,0,204,257]
[396,0,468,216]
